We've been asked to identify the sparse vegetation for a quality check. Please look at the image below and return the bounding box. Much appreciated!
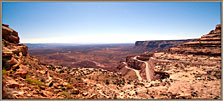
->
[59,91,72,99]
[66,84,74,89]
[34,85,40,89]
[2,69,6,76]
[25,77,46,86]
[175,64,179,67]
[4,41,8,46]
[61,87,66,90]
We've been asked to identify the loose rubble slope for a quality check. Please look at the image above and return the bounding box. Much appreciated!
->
[2,24,156,99]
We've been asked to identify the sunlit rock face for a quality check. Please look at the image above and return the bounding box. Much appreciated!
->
[168,24,221,56]
[2,24,28,71]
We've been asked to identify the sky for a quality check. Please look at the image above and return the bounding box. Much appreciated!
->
[2,2,221,44]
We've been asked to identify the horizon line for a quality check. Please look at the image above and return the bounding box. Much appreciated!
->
[21,38,199,44]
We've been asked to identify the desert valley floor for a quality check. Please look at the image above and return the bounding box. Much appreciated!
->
[2,24,221,99]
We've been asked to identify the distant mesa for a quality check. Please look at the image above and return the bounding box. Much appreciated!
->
[135,39,196,52]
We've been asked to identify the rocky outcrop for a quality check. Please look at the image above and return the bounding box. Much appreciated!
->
[2,24,20,43]
[2,24,28,71]
[135,39,195,52]
[117,24,221,99]
[126,56,146,70]
[168,24,221,56]
[14,64,28,79]
[118,52,169,82]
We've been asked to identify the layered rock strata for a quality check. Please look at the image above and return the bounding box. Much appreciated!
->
[168,24,221,56]
[2,24,28,71]
[135,39,195,52]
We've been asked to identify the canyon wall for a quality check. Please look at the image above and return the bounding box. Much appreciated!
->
[135,39,196,52]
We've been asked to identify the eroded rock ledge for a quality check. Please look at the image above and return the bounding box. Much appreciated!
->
[2,24,28,71]
[168,24,221,56]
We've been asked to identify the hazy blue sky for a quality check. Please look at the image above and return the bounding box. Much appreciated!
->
[3,2,221,44]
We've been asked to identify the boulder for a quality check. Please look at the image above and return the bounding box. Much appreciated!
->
[40,90,53,97]
[15,65,28,78]
[2,25,19,43]
[71,89,80,95]
[18,45,28,55]
[82,92,88,96]
[9,57,19,65]
[215,24,221,32]
[2,47,14,57]
[6,79,21,88]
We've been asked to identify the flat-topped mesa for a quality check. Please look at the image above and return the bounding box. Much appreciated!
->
[135,39,196,52]
[169,24,221,56]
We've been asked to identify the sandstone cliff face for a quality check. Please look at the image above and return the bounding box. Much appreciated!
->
[2,24,20,43]
[126,56,146,70]
[2,24,28,71]
[168,24,221,56]
[135,39,195,52]
[117,52,169,82]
